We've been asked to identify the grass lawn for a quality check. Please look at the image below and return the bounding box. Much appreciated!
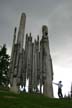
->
[0,91,72,108]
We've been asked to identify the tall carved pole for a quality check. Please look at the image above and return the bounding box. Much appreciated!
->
[26,33,33,92]
[40,25,53,97]
[10,13,26,93]
[36,36,40,91]
[32,36,40,92]
[24,34,28,78]
[16,13,26,86]
[9,27,17,85]
[32,39,38,92]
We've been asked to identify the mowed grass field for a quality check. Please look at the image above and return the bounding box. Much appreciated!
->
[0,91,72,108]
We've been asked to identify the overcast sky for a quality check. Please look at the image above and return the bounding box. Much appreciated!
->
[0,0,72,98]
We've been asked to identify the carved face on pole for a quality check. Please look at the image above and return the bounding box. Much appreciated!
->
[42,25,48,36]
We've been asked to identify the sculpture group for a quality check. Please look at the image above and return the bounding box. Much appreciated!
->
[9,13,54,98]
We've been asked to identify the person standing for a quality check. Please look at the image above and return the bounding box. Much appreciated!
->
[53,81,63,98]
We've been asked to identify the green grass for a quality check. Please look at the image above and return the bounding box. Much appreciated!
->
[0,91,72,108]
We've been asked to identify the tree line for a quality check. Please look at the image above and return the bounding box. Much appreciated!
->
[0,44,10,87]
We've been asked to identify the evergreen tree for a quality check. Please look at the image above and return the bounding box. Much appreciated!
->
[0,44,10,86]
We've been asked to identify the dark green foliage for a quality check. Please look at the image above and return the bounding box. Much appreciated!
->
[0,44,10,86]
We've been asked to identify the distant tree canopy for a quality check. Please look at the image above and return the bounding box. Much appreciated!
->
[0,44,10,86]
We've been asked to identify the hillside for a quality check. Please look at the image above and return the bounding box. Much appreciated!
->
[0,91,72,108]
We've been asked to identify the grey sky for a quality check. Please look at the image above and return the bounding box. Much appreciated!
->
[0,0,72,97]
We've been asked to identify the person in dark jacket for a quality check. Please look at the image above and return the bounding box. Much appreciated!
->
[53,81,63,98]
